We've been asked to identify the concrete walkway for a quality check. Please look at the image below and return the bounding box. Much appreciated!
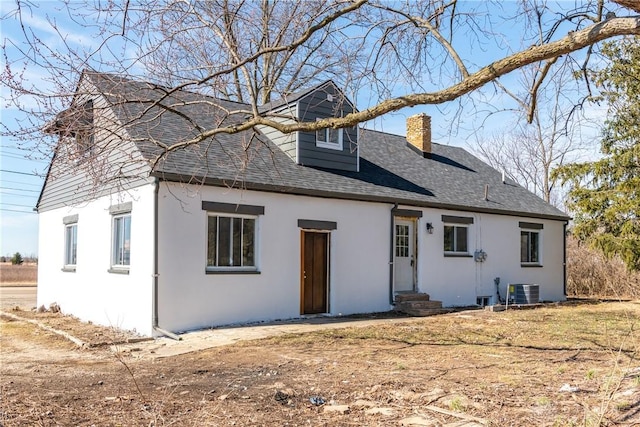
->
[119,315,429,359]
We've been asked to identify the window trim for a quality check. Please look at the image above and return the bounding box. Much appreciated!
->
[110,212,131,271]
[443,223,470,255]
[441,215,474,224]
[315,119,344,151]
[520,228,542,266]
[206,212,260,273]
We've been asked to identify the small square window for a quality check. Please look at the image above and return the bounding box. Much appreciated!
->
[444,225,468,253]
[477,296,491,307]
[315,118,343,150]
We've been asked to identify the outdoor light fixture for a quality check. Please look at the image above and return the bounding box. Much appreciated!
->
[426,222,434,234]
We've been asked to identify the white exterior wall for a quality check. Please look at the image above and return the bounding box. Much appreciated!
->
[156,183,392,333]
[37,184,155,336]
[157,185,566,334]
[38,180,566,336]
[414,208,566,306]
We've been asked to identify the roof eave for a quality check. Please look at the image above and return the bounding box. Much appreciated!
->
[151,171,571,222]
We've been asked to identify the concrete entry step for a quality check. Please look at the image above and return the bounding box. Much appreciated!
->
[394,293,450,317]
[394,292,431,302]
[396,300,444,310]
[402,308,454,317]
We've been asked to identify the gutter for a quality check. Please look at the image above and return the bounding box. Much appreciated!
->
[150,171,571,222]
[563,221,568,297]
[151,178,181,341]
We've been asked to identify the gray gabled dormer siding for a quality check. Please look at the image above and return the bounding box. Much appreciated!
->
[259,81,359,172]
[296,83,358,172]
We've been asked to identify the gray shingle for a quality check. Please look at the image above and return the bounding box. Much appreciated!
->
[87,72,569,221]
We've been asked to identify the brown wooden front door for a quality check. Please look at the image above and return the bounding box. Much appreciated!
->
[301,231,329,314]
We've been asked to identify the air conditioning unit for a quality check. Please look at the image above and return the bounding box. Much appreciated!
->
[508,284,539,304]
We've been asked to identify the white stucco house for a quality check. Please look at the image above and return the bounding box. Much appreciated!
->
[36,72,569,337]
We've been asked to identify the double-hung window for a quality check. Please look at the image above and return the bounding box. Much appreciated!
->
[202,201,264,273]
[315,118,343,151]
[62,214,78,271]
[520,222,543,266]
[112,215,131,266]
[442,215,473,256]
[109,202,132,272]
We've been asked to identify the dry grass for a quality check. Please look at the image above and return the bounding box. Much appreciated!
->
[0,263,37,286]
[258,302,639,355]
[2,301,639,426]
[567,237,640,299]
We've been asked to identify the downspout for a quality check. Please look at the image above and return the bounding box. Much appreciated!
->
[563,221,568,297]
[152,178,181,341]
[389,203,397,305]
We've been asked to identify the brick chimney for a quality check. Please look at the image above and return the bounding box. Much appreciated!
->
[406,113,432,158]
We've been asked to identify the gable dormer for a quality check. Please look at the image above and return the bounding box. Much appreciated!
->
[260,81,359,172]
[44,98,95,160]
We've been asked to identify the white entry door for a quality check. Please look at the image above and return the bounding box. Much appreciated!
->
[394,219,415,292]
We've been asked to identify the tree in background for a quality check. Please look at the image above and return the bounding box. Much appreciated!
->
[11,252,24,265]
[2,0,640,167]
[556,36,640,271]
[471,59,591,207]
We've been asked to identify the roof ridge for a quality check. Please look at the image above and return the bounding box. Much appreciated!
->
[84,71,251,107]
[360,126,445,147]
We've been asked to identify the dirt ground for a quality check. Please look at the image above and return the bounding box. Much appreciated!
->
[1,302,639,426]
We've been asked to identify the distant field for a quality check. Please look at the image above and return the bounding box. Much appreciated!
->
[0,263,37,286]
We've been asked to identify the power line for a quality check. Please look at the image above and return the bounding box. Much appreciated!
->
[0,169,43,177]
[0,186,40,193]
[0,208,36,214]
[0,152,48,163]
[0,179,41,187]
[0,145,38,152]
[0,192,37,198]
[0,202,35,208]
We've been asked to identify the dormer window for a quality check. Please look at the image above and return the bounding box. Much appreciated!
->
[315,118,343,151]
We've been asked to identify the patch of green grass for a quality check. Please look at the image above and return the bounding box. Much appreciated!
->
[536,396,551,406]
[585,369,596,380]
[449,397,464,412]
[553,416,578,427]
[616,401,632,411]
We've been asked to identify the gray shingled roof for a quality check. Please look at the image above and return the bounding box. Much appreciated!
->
[87,72,569,221]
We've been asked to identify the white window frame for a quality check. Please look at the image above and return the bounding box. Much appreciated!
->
[443,224,469,255]
[520,229,542,266]
[111,213,131,269]
[64,223,77,268]
[206,213,259,272]
[315,118,344,151]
